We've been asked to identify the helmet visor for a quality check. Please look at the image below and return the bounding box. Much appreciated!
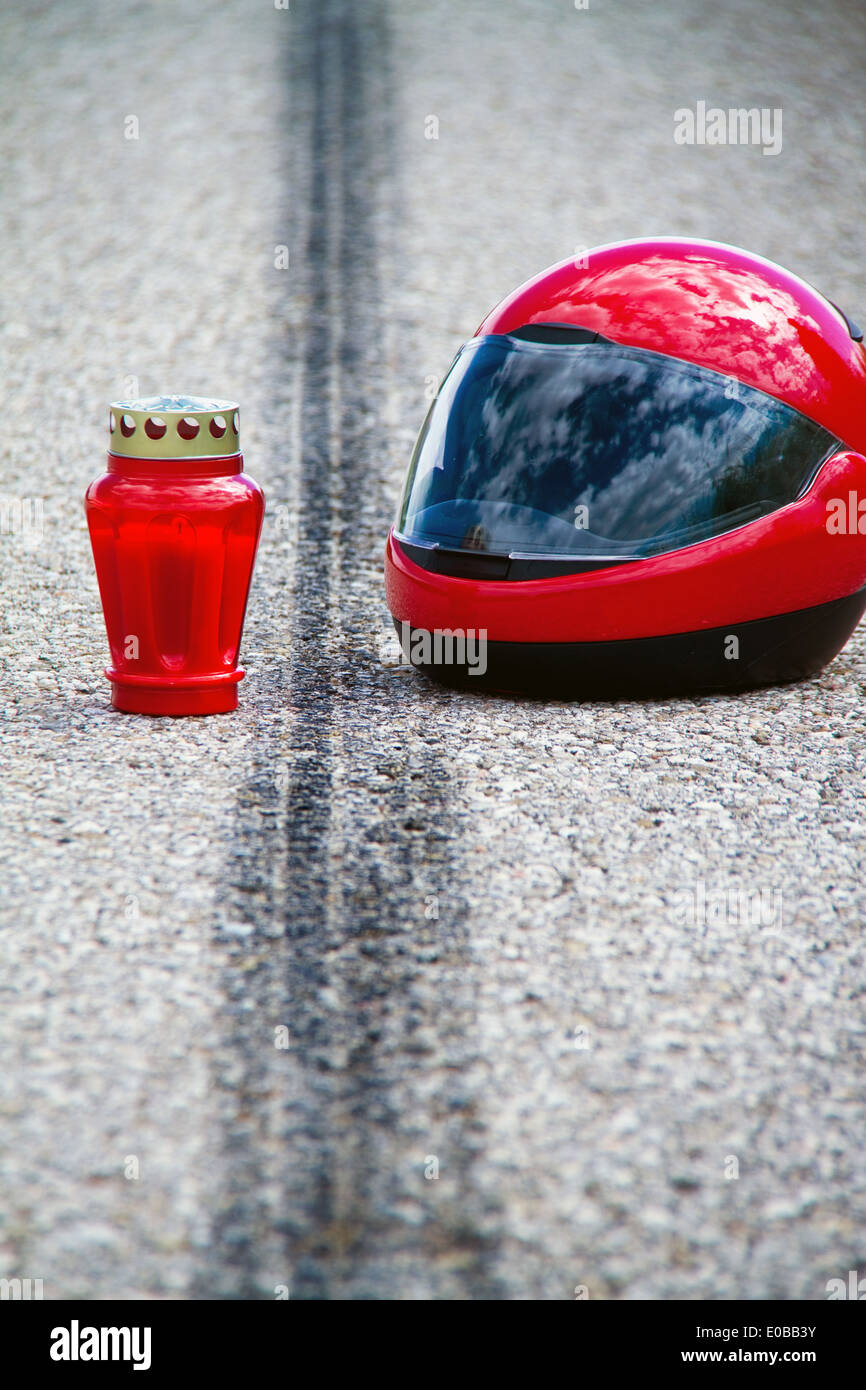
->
[396,335,840,564]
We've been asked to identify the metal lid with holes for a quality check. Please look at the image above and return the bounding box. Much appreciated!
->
[108,395,241,459]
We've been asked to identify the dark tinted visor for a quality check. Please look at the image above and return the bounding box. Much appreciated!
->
[396,334,840,566]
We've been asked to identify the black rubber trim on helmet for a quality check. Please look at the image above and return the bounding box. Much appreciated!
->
[506,322,614,345]
[826,300,864,343]
[394,585,866,699]
[397,538,632,581]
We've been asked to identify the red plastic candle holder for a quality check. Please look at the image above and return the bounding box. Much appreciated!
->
[85,395,265,716]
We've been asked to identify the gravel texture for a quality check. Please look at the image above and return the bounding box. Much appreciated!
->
[0,0,865,1300]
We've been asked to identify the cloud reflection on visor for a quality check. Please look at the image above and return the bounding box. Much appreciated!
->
[397,335,840,560]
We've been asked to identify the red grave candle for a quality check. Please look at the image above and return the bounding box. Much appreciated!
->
[85,396,265,715]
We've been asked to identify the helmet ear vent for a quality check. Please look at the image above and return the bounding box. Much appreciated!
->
[508,322,613,345]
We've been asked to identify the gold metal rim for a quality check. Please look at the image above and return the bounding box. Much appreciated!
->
[107,395,241,458]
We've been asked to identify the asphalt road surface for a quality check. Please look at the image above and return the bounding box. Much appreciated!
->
[1,0,865,1300]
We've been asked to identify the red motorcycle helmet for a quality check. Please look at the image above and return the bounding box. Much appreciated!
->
[385,237,866,696]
